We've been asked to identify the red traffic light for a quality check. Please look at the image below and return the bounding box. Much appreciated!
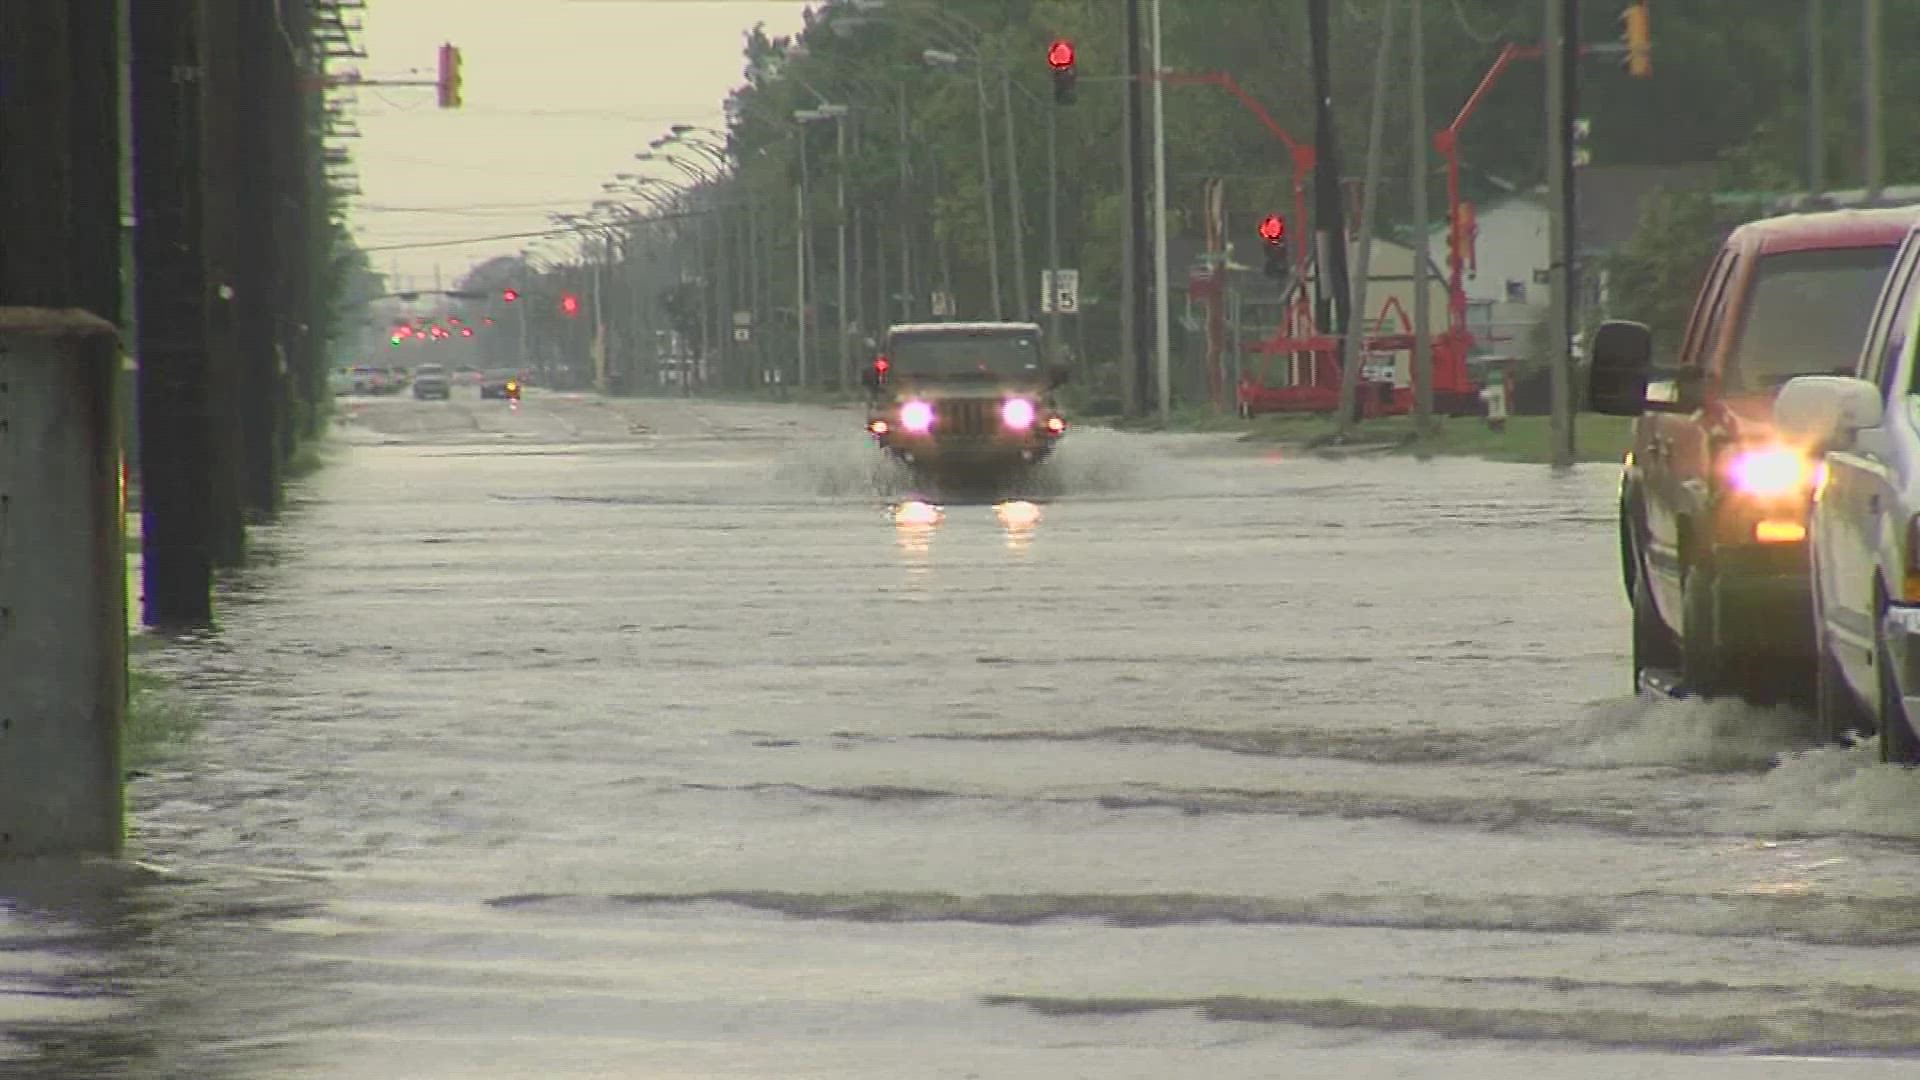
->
[501,288,519,303]
[874,356,890,375]
[1047,39,1075,70]
[1258,214,1286,244]
[560,293,580,316]
[460,327,474,337]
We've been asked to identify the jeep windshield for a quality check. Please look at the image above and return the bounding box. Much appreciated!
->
[887,329,1042,380]
[1725,244,1899,391]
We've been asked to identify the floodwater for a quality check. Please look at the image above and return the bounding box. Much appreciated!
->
[6,390,1920,1078]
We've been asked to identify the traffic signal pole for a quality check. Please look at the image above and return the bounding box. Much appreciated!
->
[1545,0,1574,469]
[1149,0,1172,421]
[1409,0,1434,433]
[1335,0,1397,436]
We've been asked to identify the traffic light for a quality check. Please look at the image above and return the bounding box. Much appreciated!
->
[1258,214,1288,279]
[1619,3,1650,78]
[460,327,474,338]
[1047,39,1077,104]
[501,287,519,303]
[560,292,580,317]
[1572,117,1592,168]
[437,43,463,108]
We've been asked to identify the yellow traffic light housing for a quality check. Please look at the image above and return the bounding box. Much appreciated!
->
[1620,3,1651,79]
[437,43,463,108]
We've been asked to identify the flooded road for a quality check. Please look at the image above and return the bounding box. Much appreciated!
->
[7,389,1920,1077]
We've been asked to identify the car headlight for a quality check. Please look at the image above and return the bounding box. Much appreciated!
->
[1726,446,1810,497]
[1001,397,1036,429]
[899,400,935,433]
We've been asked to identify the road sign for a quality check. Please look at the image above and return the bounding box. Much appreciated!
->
[732,327,750,342]
[1041,269,1080,314]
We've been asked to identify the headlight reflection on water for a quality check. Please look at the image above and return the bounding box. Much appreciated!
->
[995,500,1042,553]
[891,500,943,569]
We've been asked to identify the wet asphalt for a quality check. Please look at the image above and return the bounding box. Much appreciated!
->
[5,388,1920,1078]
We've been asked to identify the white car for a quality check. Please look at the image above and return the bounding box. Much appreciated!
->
[1775,220,1920,764]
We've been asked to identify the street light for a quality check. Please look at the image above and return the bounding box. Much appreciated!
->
[796,103,853,388]
[922,47,1005,321]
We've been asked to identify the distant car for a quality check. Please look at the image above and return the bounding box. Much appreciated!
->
[452,366,484,386]
[412,363,451,400]
[479,371,521,400]
[349,365,389,394]
[329,368,356,396]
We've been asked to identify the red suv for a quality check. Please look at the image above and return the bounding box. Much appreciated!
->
[1587,206,1920,703]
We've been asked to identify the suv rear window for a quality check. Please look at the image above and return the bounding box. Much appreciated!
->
[1723,245,1899,390]
[888,330,1042,377]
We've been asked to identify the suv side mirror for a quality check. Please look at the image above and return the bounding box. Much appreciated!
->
[1586,319,1653,416]
[1774,375,1885,442]
[1048,364,1071,389]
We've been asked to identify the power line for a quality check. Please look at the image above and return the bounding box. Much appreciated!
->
[353,204,715,252]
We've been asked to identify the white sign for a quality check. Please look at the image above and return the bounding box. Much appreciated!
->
[1041,269,1080,314]
[732,327,750,342]
[931,290,955,317]
[1359,351,1397,383]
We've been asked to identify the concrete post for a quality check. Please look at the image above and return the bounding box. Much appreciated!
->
[0,309,127,858]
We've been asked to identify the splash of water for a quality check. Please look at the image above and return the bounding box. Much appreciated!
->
[768,427,1153,500]
[1550,694,1818,772]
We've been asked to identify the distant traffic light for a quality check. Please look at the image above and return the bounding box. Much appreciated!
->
[1619,2,1650,78]
[560,292,580,317]
[437,43,463,108]
[1048,39,1077,104]
[460,327,474,337]
[501,287,519,303]
[1258,214,1288,279]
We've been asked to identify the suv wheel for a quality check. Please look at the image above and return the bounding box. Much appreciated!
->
[1631,545,1678,693]
[1880,638,1920,765]
[1681,557,1728,697]
[1815,632,1872,744]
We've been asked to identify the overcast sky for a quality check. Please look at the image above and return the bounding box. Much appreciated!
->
[346,0,810,289]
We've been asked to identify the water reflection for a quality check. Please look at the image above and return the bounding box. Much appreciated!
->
[890,500,944,572]
[993,500,1042,554]
[0,857,326,1079]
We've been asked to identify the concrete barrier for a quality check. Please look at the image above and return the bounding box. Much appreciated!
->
[0,308,127,858]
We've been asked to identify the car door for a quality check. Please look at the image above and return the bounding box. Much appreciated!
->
[1644,245,1738,619]
[1822,237,1920,690]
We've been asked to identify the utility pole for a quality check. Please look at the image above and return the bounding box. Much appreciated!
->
[1123,0,1152,417]
[1409,0,1433,433]
[1337,0,1397,436]
[199,0,251,567]
[1001,71,1030,322]
[1046,91,1063,358]
[235,0,284,514]
[897,81,914,323]
[835,114,850,386]
[971,64,1003,320]
[1310,0,1355,434]
[1150,0,1171,420]
[131,0,215,627]
[1118,0,1141,418]
[1807,0,1824,199]
[1863,0,1883,202]
[1544,0,1574,469]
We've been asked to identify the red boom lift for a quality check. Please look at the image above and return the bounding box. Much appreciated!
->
[1167,45,1550,418]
